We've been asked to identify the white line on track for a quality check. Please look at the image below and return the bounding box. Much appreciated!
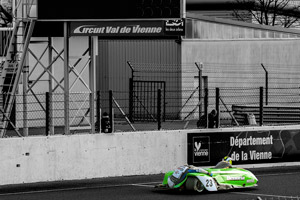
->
[0,182,161,196]
[131,184,155,188]
[256,172,300,177]
[233,192,299,199]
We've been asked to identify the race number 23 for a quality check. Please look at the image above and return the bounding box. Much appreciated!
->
[206,179,213,187]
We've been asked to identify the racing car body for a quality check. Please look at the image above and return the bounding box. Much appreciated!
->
[156,163,258,193]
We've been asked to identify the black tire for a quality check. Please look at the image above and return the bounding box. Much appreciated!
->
[185,177,205,193]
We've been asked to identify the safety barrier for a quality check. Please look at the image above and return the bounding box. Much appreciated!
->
[0,130,188,186]
[1,125,300,186]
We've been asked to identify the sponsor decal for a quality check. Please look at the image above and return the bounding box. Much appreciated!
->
[226,176,245,181]
[172,166,188,179]
[247,179,254,183]
[193,136,210,163]
[166,19,184,27]
[164,19,185,35]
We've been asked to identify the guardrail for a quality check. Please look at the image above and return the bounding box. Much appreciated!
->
[232,104,300,125]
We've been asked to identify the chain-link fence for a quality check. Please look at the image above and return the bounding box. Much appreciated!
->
[113,85,300,130]
[2,85,300,137]
[2,92,94,137]
[2,61,300,137]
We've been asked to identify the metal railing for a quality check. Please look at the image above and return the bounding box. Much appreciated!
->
[2,86,300,137]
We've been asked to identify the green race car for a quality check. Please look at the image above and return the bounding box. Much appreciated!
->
[156,160,258,193]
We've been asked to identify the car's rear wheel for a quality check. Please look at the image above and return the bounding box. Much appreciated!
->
[185,177,205,193]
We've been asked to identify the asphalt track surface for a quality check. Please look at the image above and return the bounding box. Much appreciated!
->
[0,166,299,200]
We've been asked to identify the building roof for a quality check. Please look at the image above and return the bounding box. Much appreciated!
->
[186,12,300,37]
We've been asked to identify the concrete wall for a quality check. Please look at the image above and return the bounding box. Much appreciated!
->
[0,130,188,186]
[1,125,300,186]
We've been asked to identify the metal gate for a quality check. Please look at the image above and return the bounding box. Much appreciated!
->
[129,79,165,121]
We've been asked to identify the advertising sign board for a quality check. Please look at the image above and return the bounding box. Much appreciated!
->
[70,20,185,37]
[188,129,300,166]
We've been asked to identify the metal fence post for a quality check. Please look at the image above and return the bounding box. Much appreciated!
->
[127,61,134,123]
[261,64,268,105]
[259,87,264,126]
[216,87,220,128]
[89,36,96,134]
[96,91,101,133]
[48,37,54,136]
[129,78,133,122]
[23,65,29,136]
[109,90,113,132]
[63,22,70,135]
[45,92,50,136]
[157,89,161,130]
[204,87,208,128]
[195,62,203,121]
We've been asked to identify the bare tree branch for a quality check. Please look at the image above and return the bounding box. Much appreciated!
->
[232,0,300,28]
[0,3,13,27]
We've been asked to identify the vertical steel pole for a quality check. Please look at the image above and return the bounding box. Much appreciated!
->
[181,0,186,18]
[157,89,161,130]
[96,91,101,133]
[203,76,208,128]
[199,64,202,120]
[265,71,268,105]
[22,16,29,136]
[261,64,268,105]
[216,87,220,128]
[22,64,28,136]
[109,90,113,133]
[129,78,133,122]
[89,36,97,133]
[259,87,264,126]
[195,62,203,121]
[128,62,134,122]
[48,37,54,135]
[163,83,166,122]
[45,92,50,136]
[64,22,70,135]
[204,87,208,128]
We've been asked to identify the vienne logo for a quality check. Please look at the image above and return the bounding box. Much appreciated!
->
[194,142,201,152]
[192,136,210,163]
[193,137,209,157]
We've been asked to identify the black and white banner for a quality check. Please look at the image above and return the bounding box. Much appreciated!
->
[188,129,300,166]
[70,19,185,37]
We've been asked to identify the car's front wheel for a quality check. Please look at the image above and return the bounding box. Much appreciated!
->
[185,177,205,193]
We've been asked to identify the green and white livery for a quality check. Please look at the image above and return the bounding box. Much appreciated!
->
[156,159,258,193]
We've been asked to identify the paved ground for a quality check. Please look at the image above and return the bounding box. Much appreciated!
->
[0,166,299,200]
